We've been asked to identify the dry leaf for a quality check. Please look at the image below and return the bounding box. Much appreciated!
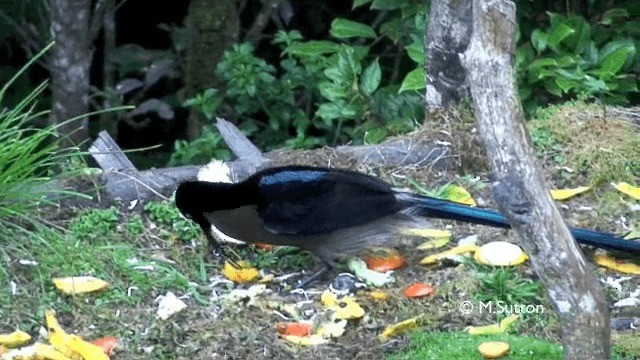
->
[52,276,109,295]
[550,186,591,200]
[612,182,640,200]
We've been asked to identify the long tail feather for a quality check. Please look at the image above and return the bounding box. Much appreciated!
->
[407,194,640,254]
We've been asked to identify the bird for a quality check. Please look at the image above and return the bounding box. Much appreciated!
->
[175,165,640,286]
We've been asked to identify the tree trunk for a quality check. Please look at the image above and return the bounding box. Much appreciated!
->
[424,0,472,112]
[48,0,99,147]
[184,0,240,140]
[101,0,118,137]
[460,1,610,359]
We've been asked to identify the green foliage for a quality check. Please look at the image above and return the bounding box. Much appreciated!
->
[144,200,200,241]
[69,207,120,241]
[517,10,638,112]
[176,2,427,164]
[168,125,231,166]
[389,332,563,360]
[0,43,77,234]
[125,214,145,237]
[474,266,542,306]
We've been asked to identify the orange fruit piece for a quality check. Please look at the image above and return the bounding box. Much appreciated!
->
[404,283,435,298]
[91,337,119,356]
[276,322,312,337]
[365,249,406,272]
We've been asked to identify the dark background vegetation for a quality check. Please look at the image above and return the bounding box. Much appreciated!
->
[0,0,637,169]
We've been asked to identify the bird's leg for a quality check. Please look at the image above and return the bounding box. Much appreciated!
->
[203,227,240,268]
[295,262,332,289]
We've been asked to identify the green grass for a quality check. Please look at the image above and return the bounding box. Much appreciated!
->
[528,101,640,186]
[389,332,563,360]
[473,265,542,306]
[389,331,640,360]
[0,206,209,331]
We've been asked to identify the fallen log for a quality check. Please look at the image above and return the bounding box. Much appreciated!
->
[56,119,450,206]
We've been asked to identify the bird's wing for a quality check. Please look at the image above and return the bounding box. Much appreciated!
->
[256,170,403,235]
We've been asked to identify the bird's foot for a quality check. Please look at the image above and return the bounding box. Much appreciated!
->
[294,263,331,289]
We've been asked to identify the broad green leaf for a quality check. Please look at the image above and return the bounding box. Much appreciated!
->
[380,18,405,43]
[613,76,638,92]
[352,0,373,9]
[547,23,575,49]
[286,41,340,56]
[600,46,633,76]
[405,41,425,64]
[584,76,607,93]
[360,58,381,95]
[555,78,575,93]
[330,18,377,39]
[527,58,558,70]
[601,8,628,25]
[556,55,576,67]
[531,29,547,53]
[599,39,635,62]
[399,68,425,93]
[543,79,563,97]
[371,0,402,10]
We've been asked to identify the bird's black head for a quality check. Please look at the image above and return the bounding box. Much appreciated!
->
[175,181,204,221]
[175,180,256,220]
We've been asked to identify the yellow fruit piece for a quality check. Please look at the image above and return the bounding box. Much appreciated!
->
[45,310,109,360]
[474,241,528,266]
[316,319,347,339]
[416,237,451,250]
[221,261,259,283]
[612,182,640,200]
[34,342,74,360]
[442,185,477,206]
[379,315,427,342]
[467,314,519,335]
[624,230,640,240]
[369,290,390,301]
[550,186,591,200]
[594,253,640,275]
[52,276,109,295]
[321,291,365,320]
[283,334,328,346]
[401,228,452,240]
[0,329,31,348]
[478,341,510,359]
[420,244,479,265]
